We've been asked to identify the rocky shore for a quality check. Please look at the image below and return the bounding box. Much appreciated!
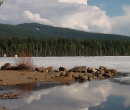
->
[0,63,118,110]
[0,63,118,86]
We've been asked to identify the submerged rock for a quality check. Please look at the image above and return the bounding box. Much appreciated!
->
[69,66,86,73]
[0,92,20,100]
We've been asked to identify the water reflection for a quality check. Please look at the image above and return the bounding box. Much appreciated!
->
[0,79,130,110]
[110,75,130,85]
[15,83,36,96]
[23,80,129,110]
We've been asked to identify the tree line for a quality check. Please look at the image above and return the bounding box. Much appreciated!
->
[0,37,130,57]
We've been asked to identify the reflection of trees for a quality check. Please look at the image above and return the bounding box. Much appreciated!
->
[16,83,36,96]
[60,81,72,86]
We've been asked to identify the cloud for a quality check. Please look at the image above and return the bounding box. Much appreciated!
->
[0,0,130,36]
[23,10,54,25]
[24,81,111,110]
[58,0,87,5]
[60,6,111,33]
[110,4,130,35]
[122,4,130,15]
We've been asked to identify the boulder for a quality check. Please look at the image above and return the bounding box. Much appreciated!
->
[99,70,105,74]
[87,67,97,73]
[109,69,118,76]
[99,66,107,70]
[1,63,11,70]
[54,72,61,77]
[69,66,86,73]
[59,67,67,72]
[45,66,53,73]
[66,72,74,78]
[104,73,112,78]
[60,71,67,77]
[79,75,88,81]
[97,73,102,77]
[87,67,93,73]
[35,67,45,72]
[72,73,81,79]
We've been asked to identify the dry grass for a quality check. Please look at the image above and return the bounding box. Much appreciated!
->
[14,53,34,71]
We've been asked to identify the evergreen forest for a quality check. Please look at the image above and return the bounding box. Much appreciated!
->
[0,37,130,57]
[0,23,130,57]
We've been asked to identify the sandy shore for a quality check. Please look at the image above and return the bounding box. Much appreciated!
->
[0,70,73,86]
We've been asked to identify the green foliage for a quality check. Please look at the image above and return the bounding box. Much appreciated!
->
[0,23,130,56]
[0,37,130,56]
[0,23,130,40]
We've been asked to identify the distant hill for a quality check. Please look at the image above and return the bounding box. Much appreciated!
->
[0,22,130,40]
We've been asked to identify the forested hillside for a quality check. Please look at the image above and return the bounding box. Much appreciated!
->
[0,23,130,56]
[0,23,130,40]
[0,37,130,57]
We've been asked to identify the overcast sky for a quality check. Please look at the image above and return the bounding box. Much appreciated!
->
[0,0,130,36]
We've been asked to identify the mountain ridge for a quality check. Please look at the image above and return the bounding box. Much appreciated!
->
[0,22,130,40]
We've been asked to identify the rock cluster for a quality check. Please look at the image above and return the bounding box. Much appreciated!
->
[35,65,118,82]
[0,63,118,83]
[1,63,18,70]
[0,92,20,100]
[0,63,33,70]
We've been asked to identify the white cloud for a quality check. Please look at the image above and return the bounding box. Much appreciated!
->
[24,81,111,110]
[58,0,87,5]
[60,6,111,33]
[110,4,130,35]
[0,0,130,36]
[23,10,54,25]
[122,4,130,15]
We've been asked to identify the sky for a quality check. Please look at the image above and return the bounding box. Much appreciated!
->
[0,0,130,36]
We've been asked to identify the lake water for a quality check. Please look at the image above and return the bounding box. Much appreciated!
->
[0,56,130,110]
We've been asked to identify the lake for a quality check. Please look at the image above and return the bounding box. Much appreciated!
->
[0,56,130,110]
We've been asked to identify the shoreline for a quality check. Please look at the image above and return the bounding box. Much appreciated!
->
[0,70,74,86]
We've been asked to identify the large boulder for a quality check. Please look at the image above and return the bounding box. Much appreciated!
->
[99,70,105,74]
[87,67,97,73]
[1,63,11,70]
[59,67,67,72]
[99,66,106,70]
[45,66,53,73]
[72,73,81,79]
[79,75,88,81]
[35,67,45,72]
[66,72,74,78]
[69,66,86,73]
[99,66,108,71]
[60,71,67,77]
[109,69,118,76]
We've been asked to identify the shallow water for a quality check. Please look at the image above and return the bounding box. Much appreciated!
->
[0,56,130,110]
